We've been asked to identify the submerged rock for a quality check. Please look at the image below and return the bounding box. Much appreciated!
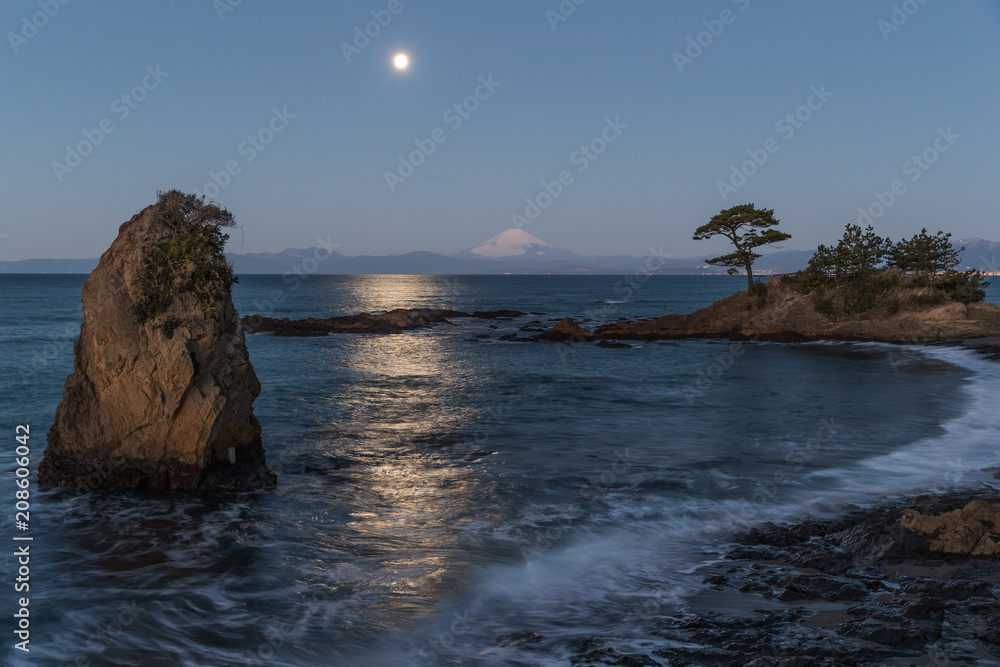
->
[39,193,275,492]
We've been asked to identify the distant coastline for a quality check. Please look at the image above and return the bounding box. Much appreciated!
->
[2,236,997,276]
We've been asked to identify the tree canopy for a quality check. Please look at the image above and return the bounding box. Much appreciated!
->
[889,228,961,276]
[693,203,791,291]
[808,224,892,277]
[134,190,239,329]
[798,225,988,314]
[808,226,963,279]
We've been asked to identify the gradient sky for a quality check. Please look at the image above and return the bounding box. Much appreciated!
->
[2,0,999,261]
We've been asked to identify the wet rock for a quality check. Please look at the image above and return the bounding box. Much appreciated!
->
[595,340,632,349]
[655,491,1000,663]
[839,621,941,649]
[899,499,1000,556]
[538,318,597,342]
[902,597,945,621]
[571,647,659,666]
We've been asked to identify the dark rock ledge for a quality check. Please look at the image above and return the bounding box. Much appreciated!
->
[646,490,1000,665]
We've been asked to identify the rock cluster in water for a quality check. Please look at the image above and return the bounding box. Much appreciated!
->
[39,203,275,492]
[241,309,527,336]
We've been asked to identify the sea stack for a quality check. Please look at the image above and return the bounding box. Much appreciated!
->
[39,191,276,491]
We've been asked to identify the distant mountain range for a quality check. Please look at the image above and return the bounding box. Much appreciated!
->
[3,229,998,276]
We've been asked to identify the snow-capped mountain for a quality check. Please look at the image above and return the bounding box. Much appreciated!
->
[463,228,559,258]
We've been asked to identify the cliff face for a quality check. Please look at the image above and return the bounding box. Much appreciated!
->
[39,204,276,491]
[595,277,1000,343]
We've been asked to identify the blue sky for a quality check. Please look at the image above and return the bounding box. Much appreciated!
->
[2,0,999,261]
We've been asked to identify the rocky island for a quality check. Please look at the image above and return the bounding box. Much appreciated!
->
[533,220,1000,349]
[593,273,1000,344]
[39,191,276,492]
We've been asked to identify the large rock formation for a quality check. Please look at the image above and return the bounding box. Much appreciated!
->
[39,198,275,491]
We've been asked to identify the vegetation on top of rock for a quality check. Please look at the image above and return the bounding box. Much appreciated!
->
[693,203,791,292]
[133,190,239,327]
[793,224,990,316]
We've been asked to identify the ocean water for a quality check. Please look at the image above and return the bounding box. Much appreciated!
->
[1,274,1000,666]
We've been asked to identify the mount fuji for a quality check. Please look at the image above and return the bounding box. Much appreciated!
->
[455,228,580,262]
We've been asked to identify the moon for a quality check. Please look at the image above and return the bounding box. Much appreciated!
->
[393,53,410,70]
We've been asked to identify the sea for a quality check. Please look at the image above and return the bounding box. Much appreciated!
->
[1,274,999,666]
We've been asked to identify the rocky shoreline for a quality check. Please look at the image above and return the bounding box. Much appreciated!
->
[652,488,1000,665]
[560,488,1000,666]
[242,306,1000,364]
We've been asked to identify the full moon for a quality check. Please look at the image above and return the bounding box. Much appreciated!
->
[393,53,409,70]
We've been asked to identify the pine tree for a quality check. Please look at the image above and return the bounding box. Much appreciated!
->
[890,229,961,277]
[693,204,791,291]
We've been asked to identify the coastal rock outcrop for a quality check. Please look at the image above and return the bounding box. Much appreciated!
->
[900,500,1000,556]
[594,276,1000,343]
[39,194,275,491]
